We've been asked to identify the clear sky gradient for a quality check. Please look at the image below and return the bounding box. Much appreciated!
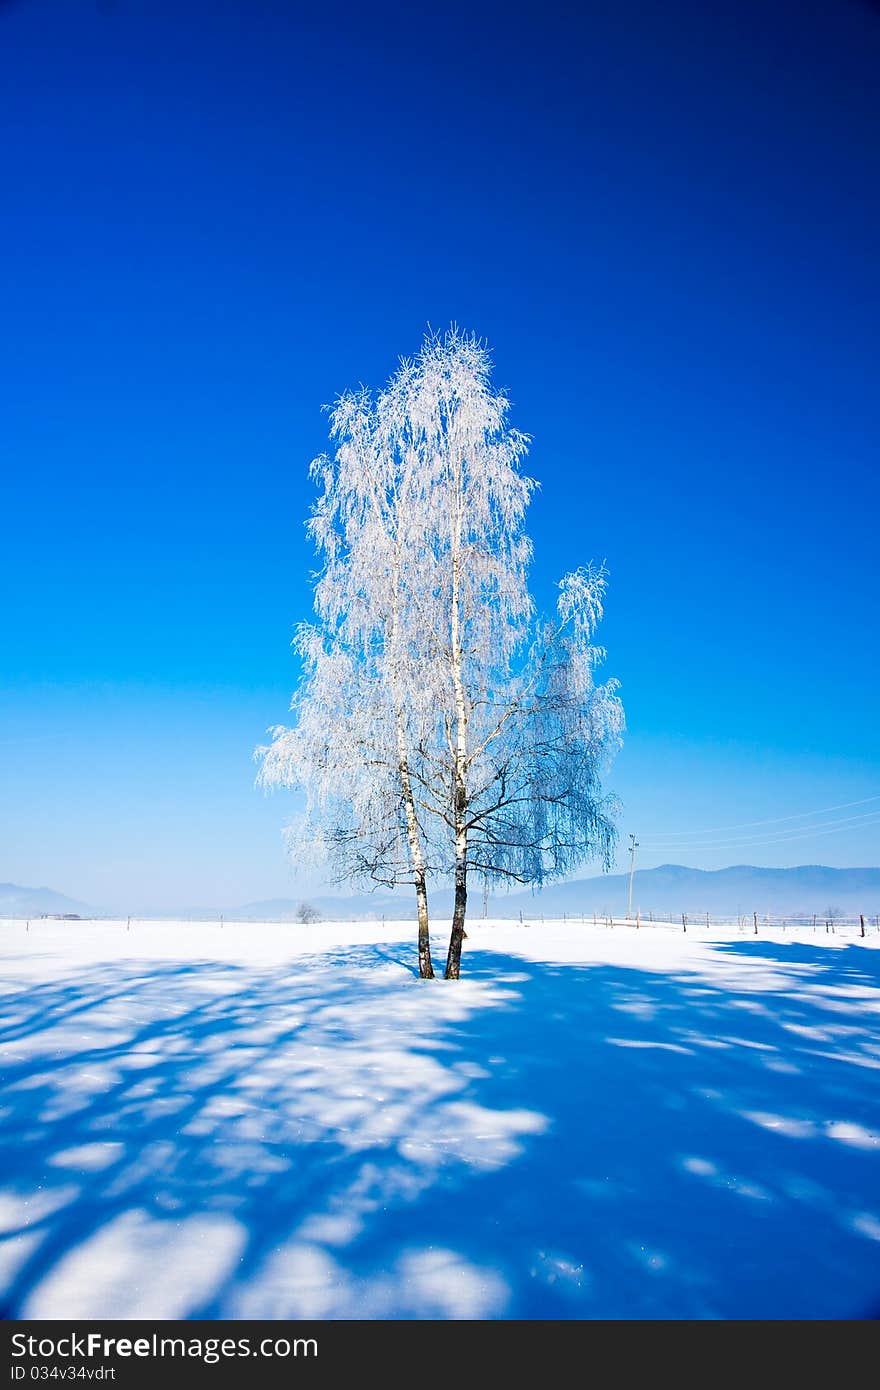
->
[2,0,878,910]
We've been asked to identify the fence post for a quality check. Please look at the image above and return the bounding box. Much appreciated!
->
[682,913,687,933]
[860,913,866,939]
[636,909,640,929]
[753,912,758,935]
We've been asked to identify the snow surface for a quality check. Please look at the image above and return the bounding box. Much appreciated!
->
[1,916,879,1320]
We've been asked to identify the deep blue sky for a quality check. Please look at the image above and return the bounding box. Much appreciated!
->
[2,0,878,909]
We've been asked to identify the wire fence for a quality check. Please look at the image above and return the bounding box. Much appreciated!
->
[2,909,878,940]
[507,909,880,938]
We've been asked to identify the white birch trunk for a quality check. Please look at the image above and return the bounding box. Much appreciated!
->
[389,530,434,978]
[445,452,470,980]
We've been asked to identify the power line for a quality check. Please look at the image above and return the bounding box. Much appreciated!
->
[642,811,878,845]
[646,807,880,849]
[640,794,880,841]
[643,810,880,853]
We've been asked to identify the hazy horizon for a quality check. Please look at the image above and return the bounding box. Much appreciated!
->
[4,860,880,921]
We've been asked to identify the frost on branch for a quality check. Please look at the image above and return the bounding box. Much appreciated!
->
[256,327,624,979]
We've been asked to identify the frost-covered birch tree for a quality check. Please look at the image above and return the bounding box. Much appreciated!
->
[257,328,623,980]
[372,332,623,976]
[257,384,442,978]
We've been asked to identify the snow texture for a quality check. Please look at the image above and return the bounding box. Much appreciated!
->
[1,917,879,1319]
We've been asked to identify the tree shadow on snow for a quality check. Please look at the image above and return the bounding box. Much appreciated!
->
[0,936,879,1319]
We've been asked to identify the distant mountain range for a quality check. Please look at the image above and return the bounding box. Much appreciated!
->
[2,864,878,922]
[236,864,880,920]
[495,863,880,919]
[0,883,93,918]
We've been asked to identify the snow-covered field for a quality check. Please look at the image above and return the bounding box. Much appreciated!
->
[1,917,879,1320]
